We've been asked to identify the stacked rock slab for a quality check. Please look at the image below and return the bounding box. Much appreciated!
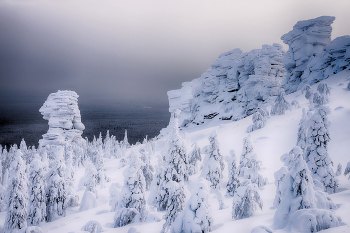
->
[281,16,335,94]
[39,90,85,147]
[168,44,286,128]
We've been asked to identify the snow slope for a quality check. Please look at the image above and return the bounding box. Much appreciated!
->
[3,70,347,233]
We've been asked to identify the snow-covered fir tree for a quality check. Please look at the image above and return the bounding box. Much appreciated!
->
[83,160,98,196]
[46,145,67,222]
[238,136,266,187]
[64,144,75,195]
[302,84,314,104]
[336,163,342,176]
[161,181,186,233]
[153,110,188,210]
[187,142,202,176]
[226,150,240,197]
[296,108,309,151]
[247,106,269,132]
[232,179,263,220]
[270,89,291,115]
[274,146,317,228]
[344,162,350,179]
[0,159,5,212]
[313,83,330,107]
[304,106,338,193]
[95,144,105,187]
[4,150,28,231]
[28,153,46,226]
[171,179,213,233]
[202,131,224,189]
[139,146,154,190]
[114,151,148,227]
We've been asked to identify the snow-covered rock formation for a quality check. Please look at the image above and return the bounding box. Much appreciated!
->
[281,16,350,93]
[168,44,286,127]
[39,90,85,146]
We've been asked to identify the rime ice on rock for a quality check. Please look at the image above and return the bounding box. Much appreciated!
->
[167,44,286,128]
[281,16,335,93]
[39,90,85,146]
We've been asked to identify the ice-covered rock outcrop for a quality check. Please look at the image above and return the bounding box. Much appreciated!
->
[39,90,85,146]
[168,44,286,127]
[281,16,350,93]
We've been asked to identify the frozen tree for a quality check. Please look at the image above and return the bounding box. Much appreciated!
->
[274,147,317,228]
[226,150,240,197]
[28,154,46,226]
[291,100,300,109]
[114,151,148,227]
[171,179,213,233]
[202,132,224,189]
[103,130,112,158]
[302,84,313,104]
[64,144,75,195]
[238,136,266,187]
[335,163,342,176]
[304,106,338,193]
[46,145,67,222]
[344,162,350,179]
[123,129,130,149]
[232,179,263,220]
[95,145,105,187]
[247,111,266,133]
[82,220,104,233]
[312,83,330,108]
[270,90,291,115]
[4,150,28,231]
[83,160,98,196]
[161,181,186,233]
[0,161,5,212]
[187,143,202,176]
[347,81,350,90]
[139,146,154,190]
[296,108,309,151]
[153,111,188,210]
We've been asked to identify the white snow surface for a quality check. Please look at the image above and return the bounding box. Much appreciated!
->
[1,70,349,233]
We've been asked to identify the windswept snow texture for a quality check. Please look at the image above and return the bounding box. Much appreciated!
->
[168,44,286,127]
[39,90,85,146]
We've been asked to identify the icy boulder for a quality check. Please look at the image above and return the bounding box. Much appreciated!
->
[167,44,286,127]
[281,16,335,93]
[39,90,85,146]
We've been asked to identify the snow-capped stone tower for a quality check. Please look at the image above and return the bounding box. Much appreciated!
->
[39,90,85,146]
[281,16,335,93]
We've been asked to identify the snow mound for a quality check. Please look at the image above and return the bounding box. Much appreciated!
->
[39,90,85,146]
[81,220,104,233]
[25,226,44,233]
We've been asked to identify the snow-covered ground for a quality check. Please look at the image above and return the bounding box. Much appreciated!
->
[2,70,348,233]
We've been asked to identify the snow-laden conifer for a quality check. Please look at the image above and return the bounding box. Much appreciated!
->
[304,106,338,193]
[247,106,269,132]
[114,151,148,227]
[202,131,224,189]
[344,162,350,179]
[83,160,98,196]
[4,150,28,231]
[28,153,46,226]
[336,163,342,176]
[187,142,202,176]
[238,136,266,187]
[296,108,309,151]
[46,145,67,222]
[313,83,330,107]
[153,110,188,210]
[64,144,75,195]
[274,147,317,228]
[226,150,240,197]
[161,181,185,233]
[302,84,313,104]
[270,89,291,115]
[232,179,263,220]
[139,146,154,190]
[171,179,213,233]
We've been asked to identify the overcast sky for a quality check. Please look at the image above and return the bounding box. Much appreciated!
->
[0,0,349,108]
